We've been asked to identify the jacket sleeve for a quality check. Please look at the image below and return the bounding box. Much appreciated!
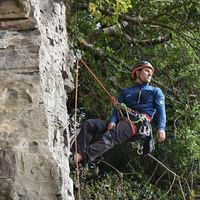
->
[110,90,125,124]
[153,88,166,131]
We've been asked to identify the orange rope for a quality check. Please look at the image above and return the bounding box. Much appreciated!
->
[74,59,81,200]
[80,59,119,106]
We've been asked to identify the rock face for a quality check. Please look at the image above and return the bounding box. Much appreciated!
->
[0,0,74,199]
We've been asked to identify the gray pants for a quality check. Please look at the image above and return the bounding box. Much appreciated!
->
[76,119,141,163]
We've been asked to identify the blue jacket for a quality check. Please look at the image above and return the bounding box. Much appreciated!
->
[110,83,166,131]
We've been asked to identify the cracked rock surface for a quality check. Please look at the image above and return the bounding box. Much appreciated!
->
[0,0,74,199]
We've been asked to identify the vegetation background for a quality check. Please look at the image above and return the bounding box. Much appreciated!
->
[67,0,200,199]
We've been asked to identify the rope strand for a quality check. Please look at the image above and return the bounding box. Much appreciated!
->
[79,59,114,101]
[74,59,81,200]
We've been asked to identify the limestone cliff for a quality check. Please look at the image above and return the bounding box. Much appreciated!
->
[0,0,74,199]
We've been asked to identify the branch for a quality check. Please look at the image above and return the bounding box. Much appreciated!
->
[79,37,126,65]
[152,79,181,96]
[75,2,199,55]
[147,21,200,56]
[150,0,194,21]
[165,13,200,44]
[75,1,198,28]
[75,3,151,24]
[124,33,172,46]
[90,24,172,46]
[96,159,123,178]
[147,154,181,179]
[157,175,176,200]
[91,24,120,36]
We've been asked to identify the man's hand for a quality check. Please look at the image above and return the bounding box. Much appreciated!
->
[111,97,119,107]
[156,130,166,142]
[108,122,116,130]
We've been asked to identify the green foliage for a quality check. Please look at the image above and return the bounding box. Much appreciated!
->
[76,170,156,199]
[89,0,132,25]
[69,0,200,199]
[73,164,186,200]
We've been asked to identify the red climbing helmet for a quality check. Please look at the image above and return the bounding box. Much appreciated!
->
[132,61,154,79]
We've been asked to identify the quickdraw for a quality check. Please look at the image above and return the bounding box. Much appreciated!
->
[131,142,144,155]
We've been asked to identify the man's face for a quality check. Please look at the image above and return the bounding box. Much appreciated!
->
[136,67,153,83]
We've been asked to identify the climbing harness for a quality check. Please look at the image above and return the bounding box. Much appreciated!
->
[115,102,155,154]
[117,103,152,137]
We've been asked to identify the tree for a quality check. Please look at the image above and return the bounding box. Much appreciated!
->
[68,0,200,199]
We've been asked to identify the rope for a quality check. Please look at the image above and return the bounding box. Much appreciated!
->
[118,103,147,124]
[79,59,117,104]
[74,59,81,200]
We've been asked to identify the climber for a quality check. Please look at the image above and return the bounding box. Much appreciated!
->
[72,61,166,165]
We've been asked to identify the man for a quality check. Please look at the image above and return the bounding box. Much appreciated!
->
[73,61,166,165]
